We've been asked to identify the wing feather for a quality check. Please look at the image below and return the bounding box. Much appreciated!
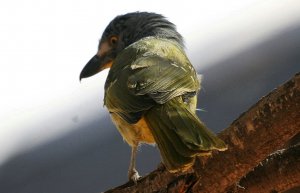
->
[127,55,199,104]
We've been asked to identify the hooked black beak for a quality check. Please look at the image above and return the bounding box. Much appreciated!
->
[79,55,112,81]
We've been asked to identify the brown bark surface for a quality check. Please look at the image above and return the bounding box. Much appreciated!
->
[104,73,300,193]
[227,144,300,193]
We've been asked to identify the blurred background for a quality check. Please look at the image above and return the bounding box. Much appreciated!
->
[0,0,299,193]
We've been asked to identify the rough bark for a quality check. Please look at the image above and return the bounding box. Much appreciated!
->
[227,144,300,193]
[104,73,300,193]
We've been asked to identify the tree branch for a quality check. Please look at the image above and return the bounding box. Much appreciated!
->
[227,144,300,193]
[192,72,300,192]
[104,73,300,193]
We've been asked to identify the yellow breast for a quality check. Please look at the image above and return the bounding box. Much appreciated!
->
[110,113,155,147]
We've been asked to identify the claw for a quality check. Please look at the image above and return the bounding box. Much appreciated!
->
[128,168,141,183]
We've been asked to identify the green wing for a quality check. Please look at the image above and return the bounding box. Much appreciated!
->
[104,38,200,123]
[127,55,199,104]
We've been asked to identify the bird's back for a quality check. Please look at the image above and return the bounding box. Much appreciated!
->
[104,37,200,124]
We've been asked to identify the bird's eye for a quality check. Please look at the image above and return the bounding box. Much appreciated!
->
[110,36,118,45]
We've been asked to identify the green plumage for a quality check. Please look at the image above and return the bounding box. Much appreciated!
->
[145,97,226,171]
[104,37,227,171]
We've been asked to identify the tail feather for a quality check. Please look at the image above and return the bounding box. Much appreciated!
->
[144,97,227,172]
[150,118,194,170]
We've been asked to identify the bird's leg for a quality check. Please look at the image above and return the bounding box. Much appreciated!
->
[128,146,140,183]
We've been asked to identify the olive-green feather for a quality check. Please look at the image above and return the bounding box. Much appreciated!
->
[104,37,227,171]
[127,55,198,103]
[144,97,227,172]
[104,37,199,123]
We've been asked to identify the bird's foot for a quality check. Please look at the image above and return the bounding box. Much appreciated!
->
[128,168,141,184]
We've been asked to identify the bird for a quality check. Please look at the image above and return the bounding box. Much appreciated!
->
[80,12,227,182]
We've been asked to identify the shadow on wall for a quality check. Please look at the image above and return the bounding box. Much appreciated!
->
[0,25,300,193]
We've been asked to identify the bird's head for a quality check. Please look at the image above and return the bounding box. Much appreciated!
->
[79,12,183,80]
